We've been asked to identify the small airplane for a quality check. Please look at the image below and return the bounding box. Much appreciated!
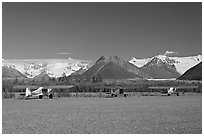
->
[167,87,175,96]
[25,87,44,99]
[14,85,74,99]
[148,86,198,96]
[95,86,127,97]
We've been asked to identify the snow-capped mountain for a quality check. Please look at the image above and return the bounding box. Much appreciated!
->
[141,56,181,79]
[2,58,92,78]
[2,53,202,79]
[129,54,202,74]
[81,56,150,81]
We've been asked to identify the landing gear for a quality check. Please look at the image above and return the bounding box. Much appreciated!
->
[49,94,53,99]
[39,95,43,99]
[111,94,117,97]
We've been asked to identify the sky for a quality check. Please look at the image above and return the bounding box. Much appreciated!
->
[2,2,202,61]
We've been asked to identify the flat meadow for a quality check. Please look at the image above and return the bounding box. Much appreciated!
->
[2,95,202,134]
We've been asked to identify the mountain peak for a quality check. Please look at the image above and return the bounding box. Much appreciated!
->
[142,55,180,79]
[107,56,123,64]
[129,53,202,75]
[95,56,123,64]
[96,56,106,63]
[155,54,167,60]
[152,54,177,64]
[82,55,150,81]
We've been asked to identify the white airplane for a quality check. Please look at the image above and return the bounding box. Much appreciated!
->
[14,85,74,99]
[148,86,198,96]
[25,87,49,99]
[167,87,174,95]
[95,86,127,97]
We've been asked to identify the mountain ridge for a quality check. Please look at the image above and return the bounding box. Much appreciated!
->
[2,58,92,78]
[141,57,181,79]
[129,54,202,74]
[81,56,150,81]
[2,66,27,78]
[2,52,202,79]
[178,62,202,80]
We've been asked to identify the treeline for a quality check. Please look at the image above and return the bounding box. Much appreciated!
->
[2,75,104,98]
[2,77,202,99]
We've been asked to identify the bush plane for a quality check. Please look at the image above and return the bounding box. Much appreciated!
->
[148,86,198,96]
[95,86,127,97]
[13,85,74,99]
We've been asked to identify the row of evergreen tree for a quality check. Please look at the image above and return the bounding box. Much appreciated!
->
[2,76,202,99]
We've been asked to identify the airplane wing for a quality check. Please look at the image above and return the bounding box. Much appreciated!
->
[43,85,74,89]
[149,86,198,90]
[14,85,40,90]
[174,86,198,89]
[148,86,172,90]
[32,87,43,94]
[14,85,74,90]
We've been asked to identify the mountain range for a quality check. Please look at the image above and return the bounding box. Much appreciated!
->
[129,54,202,75]
[81,56,150,81]
[140,57,181,79]
[2,52,202,80]
[2,66,27,78]
[2,58,92,78]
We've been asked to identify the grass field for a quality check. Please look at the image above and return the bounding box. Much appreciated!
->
[2,95,202,134]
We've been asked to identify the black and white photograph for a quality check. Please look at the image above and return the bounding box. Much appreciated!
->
[2,2,202,134]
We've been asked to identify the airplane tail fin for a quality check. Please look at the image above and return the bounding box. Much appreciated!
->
[168,87,174,94]
[47,88,52,93]
[25,88,32,97]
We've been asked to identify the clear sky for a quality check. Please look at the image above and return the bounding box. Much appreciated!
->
[2,2,202,61]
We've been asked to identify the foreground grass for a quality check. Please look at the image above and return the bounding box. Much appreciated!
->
[2,95,202,134]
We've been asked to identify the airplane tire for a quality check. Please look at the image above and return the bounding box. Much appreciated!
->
[124,94,127,97]
[49,94,53,99]
[39,95,43,99]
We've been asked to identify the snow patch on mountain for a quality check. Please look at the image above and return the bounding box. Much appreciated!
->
[2,58,92,78]
[129,53,202,74]
[171,55,202,74]
[129,57,152,67]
